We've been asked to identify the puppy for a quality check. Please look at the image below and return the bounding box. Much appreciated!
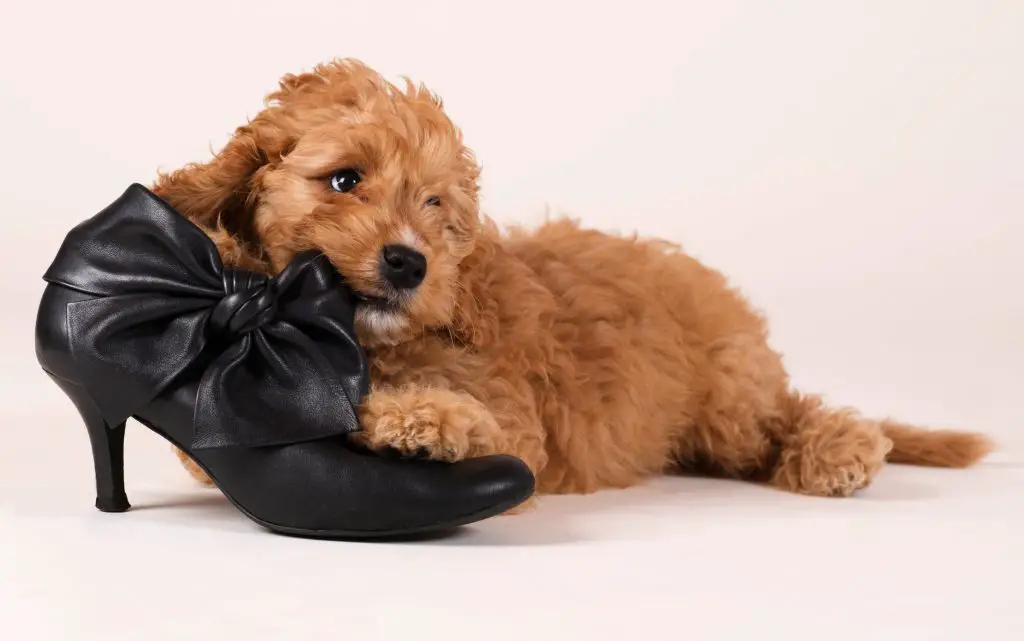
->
[156,59,991,500]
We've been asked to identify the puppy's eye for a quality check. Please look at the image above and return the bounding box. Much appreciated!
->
[329,168,361,193]
[425,196,441,208]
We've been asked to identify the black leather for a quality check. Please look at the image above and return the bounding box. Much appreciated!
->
[43,185,367,450]
[36,184,534,537]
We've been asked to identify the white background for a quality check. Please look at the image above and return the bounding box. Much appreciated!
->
[1,2,1021,640]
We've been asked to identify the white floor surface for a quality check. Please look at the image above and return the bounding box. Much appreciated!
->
[2,394,1022,641]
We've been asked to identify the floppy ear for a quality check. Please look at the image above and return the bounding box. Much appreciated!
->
[152,116,292,257]
[152,61,377,244]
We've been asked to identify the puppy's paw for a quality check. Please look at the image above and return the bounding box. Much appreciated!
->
[772,427,892,497]
[502,496,537,515]
[353,388,503,462]
[173,446,215,487]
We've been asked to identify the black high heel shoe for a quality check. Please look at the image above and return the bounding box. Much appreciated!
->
[35,184,534,537]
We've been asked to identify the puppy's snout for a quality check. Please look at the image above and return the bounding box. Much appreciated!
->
[381,244,427,290]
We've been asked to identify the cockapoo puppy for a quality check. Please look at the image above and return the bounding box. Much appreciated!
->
[156,59,991,501]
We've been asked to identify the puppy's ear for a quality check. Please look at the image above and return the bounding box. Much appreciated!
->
[153,116,292,253]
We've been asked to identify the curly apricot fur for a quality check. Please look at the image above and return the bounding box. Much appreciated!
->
[156,59,992,501]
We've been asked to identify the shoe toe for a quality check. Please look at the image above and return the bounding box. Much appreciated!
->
[447,454,535,518]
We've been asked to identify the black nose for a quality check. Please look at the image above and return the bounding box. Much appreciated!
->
[381,245,427,290]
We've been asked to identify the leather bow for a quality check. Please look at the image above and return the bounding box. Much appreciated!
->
[43,184,368,449]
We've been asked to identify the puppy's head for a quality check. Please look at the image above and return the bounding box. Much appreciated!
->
[156,59,481,346]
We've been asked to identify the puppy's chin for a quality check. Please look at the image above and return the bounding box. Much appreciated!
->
[355,305,414,347]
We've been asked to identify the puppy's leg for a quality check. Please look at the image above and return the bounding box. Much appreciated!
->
[768,392,892,497]
[675,334,785,482]
[354,385,547,514]
[353,386,507,462]
[680,334,891,497]
[174,446,215,486]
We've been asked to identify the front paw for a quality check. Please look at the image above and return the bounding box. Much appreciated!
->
[173,446,215,487]
[502,496,537,515]
[353,388,502,462]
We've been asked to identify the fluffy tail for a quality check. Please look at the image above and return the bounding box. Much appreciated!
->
[880,420,993,468]
[779,390,994,469]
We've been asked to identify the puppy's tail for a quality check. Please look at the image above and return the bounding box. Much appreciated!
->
[780,390,993,468]
[880,419,993,468]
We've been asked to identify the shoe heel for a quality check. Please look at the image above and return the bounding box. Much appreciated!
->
[45,373,131,513]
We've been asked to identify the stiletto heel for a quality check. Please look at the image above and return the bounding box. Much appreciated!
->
[46,373,130,513]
